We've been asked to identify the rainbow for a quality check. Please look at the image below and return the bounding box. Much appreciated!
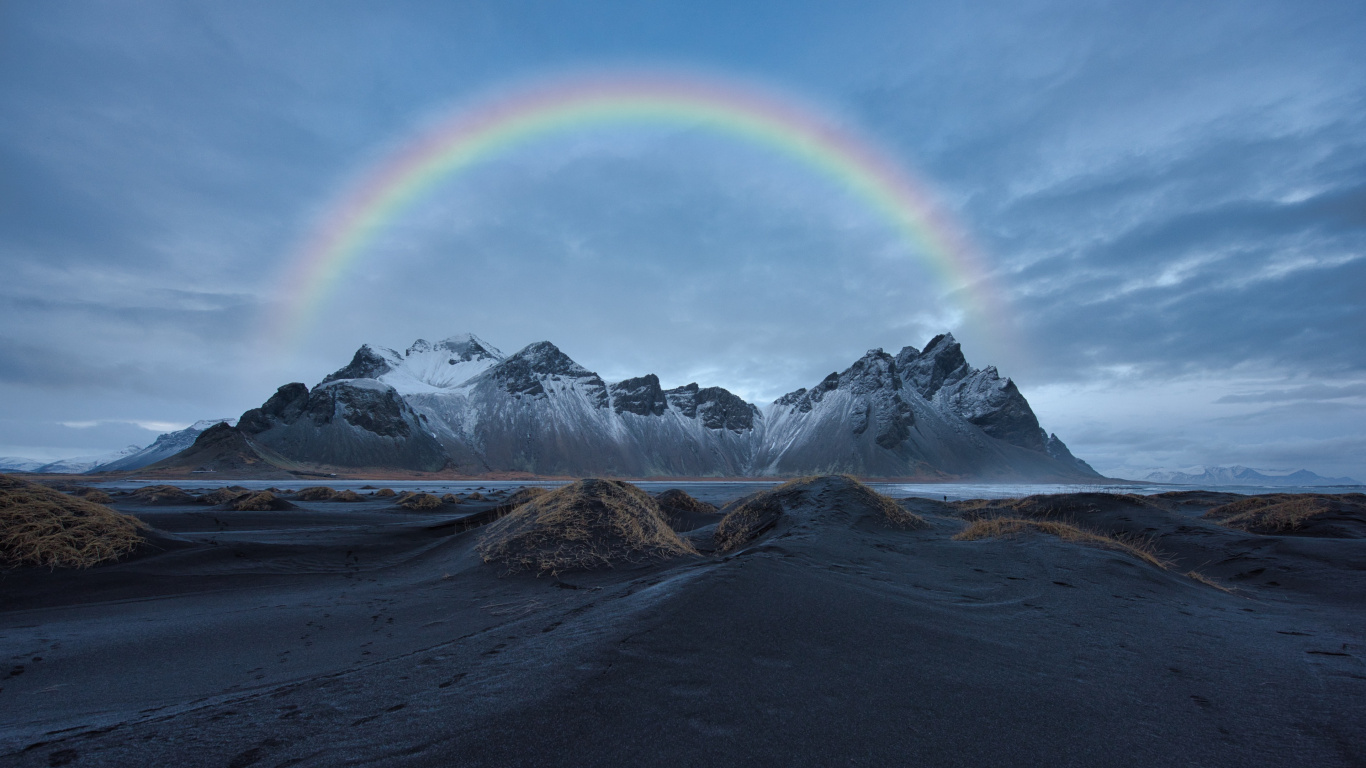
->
[271,71,1004,352]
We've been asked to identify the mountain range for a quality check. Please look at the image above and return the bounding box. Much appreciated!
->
[1143,466,1362,487]
[0,419,234,475]
[135,332,1102,480]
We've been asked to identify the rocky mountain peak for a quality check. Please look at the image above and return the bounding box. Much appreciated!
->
[842,349,901,395]
[321,345,393,385]
[900,332,971,400]
[422,333,504,362]
[610,374,667,416]
[492,342,607,406]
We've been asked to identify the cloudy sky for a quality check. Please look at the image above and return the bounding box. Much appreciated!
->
[2,0,1364,479]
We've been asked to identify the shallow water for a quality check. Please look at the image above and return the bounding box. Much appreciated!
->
[89,477,1365,506]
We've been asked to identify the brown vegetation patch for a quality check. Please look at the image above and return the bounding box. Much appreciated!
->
[953,517,1169,570]
[441,493,460,504]
[477,479,696,575]
[333,489,363,502]
[951,493,1154,521]
[398,492,443,511]
[1,474,145,569]
[715,475,926,552]
[75,488,113,504]
[198,486,251,505]
[374,488,397,498]
[294,486,337,501]
[228,491,291,512]
[466,492,484,501]
[1203,494,1366,535]
[655,489,717,516]
[128,485,197,505]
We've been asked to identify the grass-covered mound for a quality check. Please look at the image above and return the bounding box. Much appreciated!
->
[127,485,197,505]
[198,486,251,505]
[953,517,1170,569]
[440,493,461,504]
[227,491,295,512]
[655,489,716,516]
[1,474,145,569]
[477,479,697,574]
[715,475,925,552]
[1203,493,1366,536]
[75,488,114,504]
[333,489,363,502]
[398,492,443,510]
[502,486,548,508]
[655,488,719,532]
[951,492,1157,519]
[294,486,337,501]
[374,488,397,498]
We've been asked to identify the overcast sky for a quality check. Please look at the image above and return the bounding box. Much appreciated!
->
[2,0,1364,479]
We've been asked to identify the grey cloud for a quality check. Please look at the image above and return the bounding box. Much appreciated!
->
[1215,382,1366,404]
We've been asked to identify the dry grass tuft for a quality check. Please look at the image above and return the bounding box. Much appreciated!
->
[1,473,145,569]
[1203,494,1366,534]
[333,489,363,502]
[715,475,926,552]
[128,485,197,505]
[373,488,397,498]
[398,492,443,510]
[477,479,696,575]
[466,492,484,501]
[229,491,282,512]
[294,486,337,501]
[1185,570,1235,593]
[199,486,251,505]
[953,517,1170,570]
[441,493,460,504]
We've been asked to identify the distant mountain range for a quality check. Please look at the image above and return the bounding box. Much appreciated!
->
[1143,466,1361,487]
[0,419,235,474]
[132,332,1102,480]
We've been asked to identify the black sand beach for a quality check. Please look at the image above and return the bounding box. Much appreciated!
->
[2,480,1363,767]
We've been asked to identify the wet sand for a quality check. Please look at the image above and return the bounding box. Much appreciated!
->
[1,483,1363,766]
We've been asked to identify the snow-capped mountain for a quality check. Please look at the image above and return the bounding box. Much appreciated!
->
[0,446,142,474]
[0,419,236,475]
[0,457,46,472]
[96,419,237,472]
[191,331,1101,480]
[1144,466,1361,486]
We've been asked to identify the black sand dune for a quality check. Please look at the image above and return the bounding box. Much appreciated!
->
[1,479,1363,767]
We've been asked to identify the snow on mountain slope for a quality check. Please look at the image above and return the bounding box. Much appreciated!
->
[322,333,505,396]
[0,457,45,472]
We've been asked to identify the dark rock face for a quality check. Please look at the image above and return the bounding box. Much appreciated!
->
[1045,433,1098,474]
[695,387,757,432]
[320,345,392,385]
[493,341,608,407]
[663,383,757,431]
[936,367,1046,452]
[239,381,446,471]
[896,334,1046,453]
[610,375,667,416]
[664,383,699,418]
